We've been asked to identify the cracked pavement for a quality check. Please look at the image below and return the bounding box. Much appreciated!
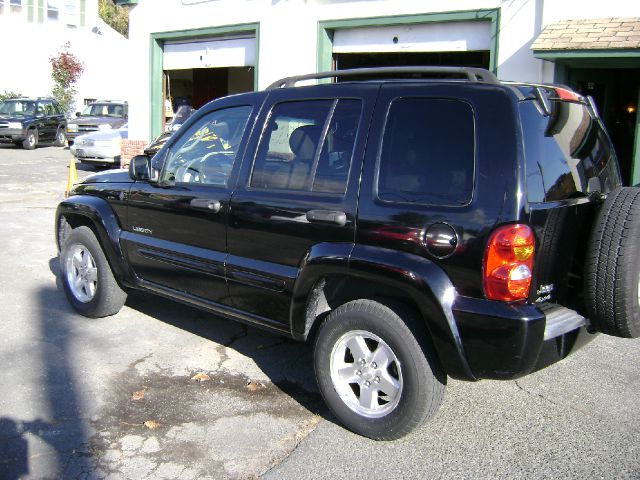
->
[1,146,639,479]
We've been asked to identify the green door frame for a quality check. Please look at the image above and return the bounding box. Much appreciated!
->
[317,8,501,74]
[535,49,640,185]
[149,23,260,139]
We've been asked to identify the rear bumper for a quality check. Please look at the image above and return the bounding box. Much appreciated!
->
[453,297,595,380]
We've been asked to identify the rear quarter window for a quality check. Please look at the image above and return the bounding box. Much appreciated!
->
[377,98,475,206]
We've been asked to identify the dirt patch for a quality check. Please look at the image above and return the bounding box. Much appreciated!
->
[87,360,324,479]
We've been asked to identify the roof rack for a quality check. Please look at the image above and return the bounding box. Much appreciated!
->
[266,66,500,90]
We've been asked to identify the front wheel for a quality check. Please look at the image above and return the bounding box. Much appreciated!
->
[22,128,37,150]
[313,299,445,440]
[60,226,127,318]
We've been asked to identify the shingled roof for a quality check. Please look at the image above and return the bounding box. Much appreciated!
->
[532,17,640,51]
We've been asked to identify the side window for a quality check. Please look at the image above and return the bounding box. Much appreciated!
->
[378,98,475,206]
[36,102,46,115]
[250,99,361,194]
[44,102,55,115]
[161,105,252,186]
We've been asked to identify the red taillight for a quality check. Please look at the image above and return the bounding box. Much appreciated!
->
[555,87,581,102]
[483,224,535,302]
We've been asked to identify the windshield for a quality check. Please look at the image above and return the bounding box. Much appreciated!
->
[0,100,36,116]
[81,103,125,117]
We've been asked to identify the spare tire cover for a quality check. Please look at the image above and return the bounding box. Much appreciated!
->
[584,186,640,338]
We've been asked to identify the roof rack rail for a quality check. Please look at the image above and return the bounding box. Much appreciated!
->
[266,66,500,89]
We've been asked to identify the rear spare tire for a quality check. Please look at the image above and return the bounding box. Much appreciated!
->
[584,187,640,338]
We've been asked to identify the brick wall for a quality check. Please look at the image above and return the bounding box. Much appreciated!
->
[120,139,148,168]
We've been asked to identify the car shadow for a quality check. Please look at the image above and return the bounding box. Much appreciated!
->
[46,256,330,422]
[1,265,95,478]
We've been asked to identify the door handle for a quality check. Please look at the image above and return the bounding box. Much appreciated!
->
[306,209,347,226]
[190,198,221,213]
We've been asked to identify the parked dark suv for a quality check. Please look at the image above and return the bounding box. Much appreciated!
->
[0,97,67,149]
[55,67,640,440]
[66,100,128,145]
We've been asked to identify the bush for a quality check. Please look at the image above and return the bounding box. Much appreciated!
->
[50,42,84,114]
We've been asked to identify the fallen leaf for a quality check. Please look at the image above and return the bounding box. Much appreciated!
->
[143,420,162,430]
[191,372,210,382]
[246,380,265,391]
[131,390,145,401]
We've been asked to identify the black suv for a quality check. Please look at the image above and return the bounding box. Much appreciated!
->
[66,100,128,145]
[0,97,67,149]
[55,67,640,440]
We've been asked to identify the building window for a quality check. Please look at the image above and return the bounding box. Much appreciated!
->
[10,0,22,14]
[63,0,77,25]
[47,0,59,20]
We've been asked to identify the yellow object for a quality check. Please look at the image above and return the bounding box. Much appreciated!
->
[65,157,78,197]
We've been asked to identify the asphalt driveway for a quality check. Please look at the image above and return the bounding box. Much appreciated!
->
[0,145,638,479]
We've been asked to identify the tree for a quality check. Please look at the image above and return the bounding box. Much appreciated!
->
[50,43,84,114]
[99,0,129,37]
[0,91,22,101]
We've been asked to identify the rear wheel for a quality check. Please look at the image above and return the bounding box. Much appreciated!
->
[22,128,37,150]
[313,299,445,440]
[60,226,127,318]
[584,187,640,338]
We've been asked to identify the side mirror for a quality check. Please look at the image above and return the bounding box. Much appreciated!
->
[129,154,151,181]
[75,112,81,117]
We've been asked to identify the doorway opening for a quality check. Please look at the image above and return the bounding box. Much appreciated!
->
[163,67,254,128]
[569,68,640,185]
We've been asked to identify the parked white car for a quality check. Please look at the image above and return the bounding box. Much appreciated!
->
[70,124,128,167]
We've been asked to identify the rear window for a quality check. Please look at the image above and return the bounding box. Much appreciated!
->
[522,100,620,203]
[377,98,475,206]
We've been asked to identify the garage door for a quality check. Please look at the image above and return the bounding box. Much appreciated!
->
[163,36,256,70]
[333,22,492,53]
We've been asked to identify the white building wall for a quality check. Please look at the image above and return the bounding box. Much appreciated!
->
[127,0,639,141]
[0,0,132,113]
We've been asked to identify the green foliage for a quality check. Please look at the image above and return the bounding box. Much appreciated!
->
[99,0,129,37]
[0,90,22,101]
[50,42,84,113]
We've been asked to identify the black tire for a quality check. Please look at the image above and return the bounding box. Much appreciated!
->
[313,299,446,440]
[22,128,37,150]
[53,127,66,147]
[584,187,640,338]
[60,226,127,318]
